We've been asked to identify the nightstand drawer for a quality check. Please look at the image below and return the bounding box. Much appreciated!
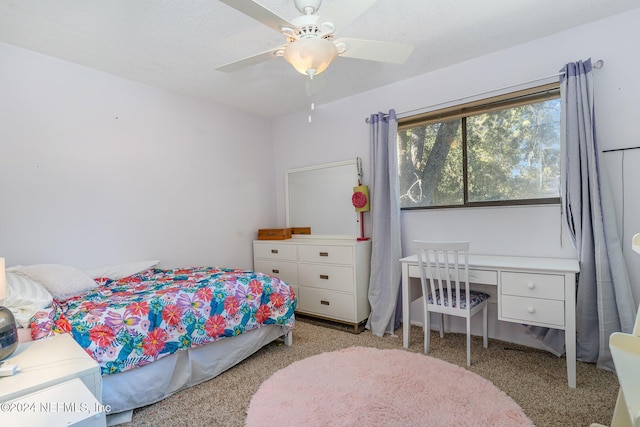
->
[254,260,298,284]
[298,263,354,292]
[298,245,353,264]
[501,272,564,300]
[0,379,106,427]
[500,295,565,327]
[297,287,355,321]
[253,242,297,261]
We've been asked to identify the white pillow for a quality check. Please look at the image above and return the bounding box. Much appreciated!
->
[83,260,160,279]
[4,272,54,327]
[8,264,98,301]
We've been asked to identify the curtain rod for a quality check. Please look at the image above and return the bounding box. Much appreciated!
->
[365,59,604,123]
[603,145,640,153]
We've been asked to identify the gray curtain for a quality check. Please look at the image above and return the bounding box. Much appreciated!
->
[365,110,402,337]
[561,58,637,370]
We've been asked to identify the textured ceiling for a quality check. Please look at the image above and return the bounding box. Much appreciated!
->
[1,0,640,118]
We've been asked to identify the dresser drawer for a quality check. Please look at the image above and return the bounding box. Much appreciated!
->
[298,263,354,292]
[500,295,565,327]
[253,238,371,330]
[254,260,298,285]
[408,265,497,285]
[253,242,297,261]
[297,287,355,322]
[298,245,353,264]
[501,272,564,300]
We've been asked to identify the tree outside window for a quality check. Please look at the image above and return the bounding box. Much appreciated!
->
[397,86,561,209]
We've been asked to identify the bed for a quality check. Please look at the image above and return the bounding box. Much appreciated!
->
[5,262,296,417]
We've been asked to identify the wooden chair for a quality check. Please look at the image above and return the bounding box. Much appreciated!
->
[415,240,490,366]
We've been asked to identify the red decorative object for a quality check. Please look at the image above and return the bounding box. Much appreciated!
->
[352,191,368,209]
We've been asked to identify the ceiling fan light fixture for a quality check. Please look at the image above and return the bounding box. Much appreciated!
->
[283,37,337,77]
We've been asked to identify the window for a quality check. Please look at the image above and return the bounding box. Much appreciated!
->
[397,84,561,209]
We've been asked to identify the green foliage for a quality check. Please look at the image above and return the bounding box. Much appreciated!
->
[397,99,560,208]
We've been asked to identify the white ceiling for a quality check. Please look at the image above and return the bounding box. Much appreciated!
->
[2,0,640,119]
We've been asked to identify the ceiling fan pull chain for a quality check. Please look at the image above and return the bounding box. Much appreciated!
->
[308,102,315,123]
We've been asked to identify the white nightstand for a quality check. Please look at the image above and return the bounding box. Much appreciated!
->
[0,378,107,427]
[0,334,102,403]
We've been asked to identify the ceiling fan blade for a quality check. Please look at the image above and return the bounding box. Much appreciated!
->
[219,0,294,33]
[335,38,414,64]
[319,0,377,32]
[215,47,284,72]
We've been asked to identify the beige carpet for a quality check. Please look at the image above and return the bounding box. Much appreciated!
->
[123,317,619,427]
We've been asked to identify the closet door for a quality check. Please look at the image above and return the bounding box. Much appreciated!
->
[603,149,640,304]
[623,150,640,304]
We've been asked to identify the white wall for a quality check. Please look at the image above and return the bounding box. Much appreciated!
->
[0,42,277,270]
[273,9,640,343]
[1,8,638,347]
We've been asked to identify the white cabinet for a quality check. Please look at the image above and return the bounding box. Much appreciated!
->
[253,238,371,332]
[0,379,106,427]
[0,334,105,426]
[0,334,102,404]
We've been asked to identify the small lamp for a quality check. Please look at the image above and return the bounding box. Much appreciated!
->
[0,257,19,360]
[283,38,338,79]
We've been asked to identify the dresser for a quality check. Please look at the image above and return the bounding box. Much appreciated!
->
[253,237,372,332]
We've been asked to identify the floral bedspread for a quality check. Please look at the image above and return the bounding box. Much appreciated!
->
[30,267,296,375]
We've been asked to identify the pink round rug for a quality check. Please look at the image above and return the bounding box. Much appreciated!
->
[246,346,534,427]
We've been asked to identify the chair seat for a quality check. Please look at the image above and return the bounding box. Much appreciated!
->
[427,290,490,309]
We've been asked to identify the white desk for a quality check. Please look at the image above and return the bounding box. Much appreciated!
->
[400,254,580,387]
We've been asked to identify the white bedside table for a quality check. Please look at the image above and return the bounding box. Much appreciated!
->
[0,378,107,427]
[0,334,102,403]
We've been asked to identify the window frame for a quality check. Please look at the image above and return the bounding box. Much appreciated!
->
[397,83,562,211]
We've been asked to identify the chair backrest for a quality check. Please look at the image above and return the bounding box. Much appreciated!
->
[415,241,471,312]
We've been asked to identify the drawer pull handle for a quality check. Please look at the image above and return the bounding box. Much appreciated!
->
[272,269,280,274]
[320,300,330,306]
[527,307,535,314]
[527,282,535,289]
[271,249,279,254]
[320,274,329,280]
[319,252,329,257]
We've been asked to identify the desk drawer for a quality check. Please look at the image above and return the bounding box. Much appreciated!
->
[298,245,353,264]
[501,272,564,300]
[254,260,298,285]
[299,264,354,292]
[253,242,297,261]
[500,295,565,327]
[298,287,355,321]
[408,265,497,285]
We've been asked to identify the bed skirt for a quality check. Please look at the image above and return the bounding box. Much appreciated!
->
[103,324,291,416]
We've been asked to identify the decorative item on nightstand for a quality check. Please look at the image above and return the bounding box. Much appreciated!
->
[0,257,19,361]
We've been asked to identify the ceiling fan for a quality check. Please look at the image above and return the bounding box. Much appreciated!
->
[215,0,414,78]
